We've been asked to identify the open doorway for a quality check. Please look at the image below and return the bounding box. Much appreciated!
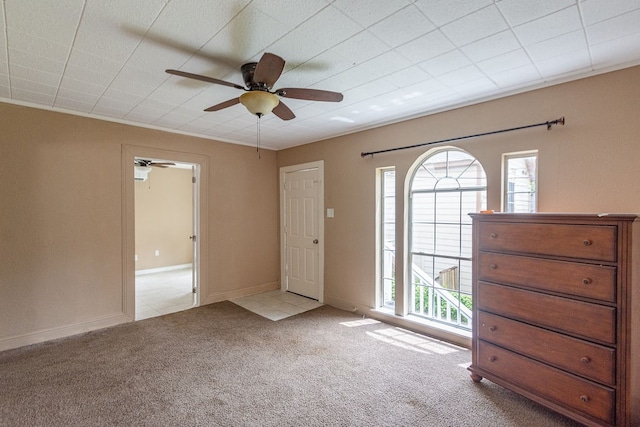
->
[121,145,209,322]
[134,159,197,320]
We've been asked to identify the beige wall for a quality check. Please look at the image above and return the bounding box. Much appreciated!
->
[277,66,640,320]
[2,65,639,350]
[0,104,279,349]
[135,167,193,271]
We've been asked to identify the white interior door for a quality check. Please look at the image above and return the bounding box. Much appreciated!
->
[282,164,323,301]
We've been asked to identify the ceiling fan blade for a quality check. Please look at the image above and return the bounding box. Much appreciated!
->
[253,53,285,89]
[166,69,245,90]
[150,162,175,168]
[204,97,240,112]
[272,101,295,121]
[276,87,343,102]
[124,26,241,69]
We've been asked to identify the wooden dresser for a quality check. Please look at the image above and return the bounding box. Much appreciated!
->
[468,213,639,426]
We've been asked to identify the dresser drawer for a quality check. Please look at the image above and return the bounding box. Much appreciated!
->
[478,282,616,345]
[478,252,616,303]
[477,340,615,424]
[478,222,617,262]
[478,311,616,386]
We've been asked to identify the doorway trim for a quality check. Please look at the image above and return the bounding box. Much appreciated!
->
[279,161,324,303]
[122,145,209,320]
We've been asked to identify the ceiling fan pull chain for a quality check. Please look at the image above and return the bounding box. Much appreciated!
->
[256,114,261,160]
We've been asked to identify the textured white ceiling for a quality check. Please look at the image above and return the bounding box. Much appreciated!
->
[1,0,639,150]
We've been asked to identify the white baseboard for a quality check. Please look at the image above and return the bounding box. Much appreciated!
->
[201,281,280,305]
[0,312,131,352]
[135,263,192,276]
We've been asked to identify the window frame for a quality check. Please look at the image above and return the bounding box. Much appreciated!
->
[376,167,396,309]
[502,150,538,213]
[406,147,486,333]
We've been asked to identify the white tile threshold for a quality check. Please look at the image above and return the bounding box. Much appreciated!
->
[231,290,323,321]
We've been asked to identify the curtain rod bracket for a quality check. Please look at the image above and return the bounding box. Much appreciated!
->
[361,116,565,158]
[547,116,565,130]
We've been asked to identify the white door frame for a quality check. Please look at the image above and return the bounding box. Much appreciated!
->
[280,161,324,303]
[121,145,209,320]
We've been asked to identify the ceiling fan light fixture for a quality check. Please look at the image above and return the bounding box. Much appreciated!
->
[239,91,279,116]
[134,166,152,182]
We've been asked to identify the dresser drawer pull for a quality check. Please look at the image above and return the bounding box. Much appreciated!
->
[582,278,592,285]
[581,356,591,364]
[583,239,592,246]
[489,326,497,332]
[489,356,497,362]
[489,264,497,270]
[490,233,497,239]
[580,395,590,403]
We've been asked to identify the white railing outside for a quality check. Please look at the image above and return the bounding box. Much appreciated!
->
[384,244,472,330]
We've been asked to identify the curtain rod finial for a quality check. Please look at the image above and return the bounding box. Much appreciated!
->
[547,116,566,130]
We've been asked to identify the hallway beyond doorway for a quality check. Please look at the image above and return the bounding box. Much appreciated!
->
[135,266,194,320]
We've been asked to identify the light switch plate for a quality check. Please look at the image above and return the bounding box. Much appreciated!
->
[327,208,334,218]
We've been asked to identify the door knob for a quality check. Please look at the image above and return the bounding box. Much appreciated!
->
[313,239,319,244]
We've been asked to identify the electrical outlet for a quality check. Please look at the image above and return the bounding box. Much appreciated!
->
[155,250,160,256]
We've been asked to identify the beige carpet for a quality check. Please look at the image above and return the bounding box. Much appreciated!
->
[0,302,581,426]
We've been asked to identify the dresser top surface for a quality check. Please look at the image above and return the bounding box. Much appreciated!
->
[469,212,638,223]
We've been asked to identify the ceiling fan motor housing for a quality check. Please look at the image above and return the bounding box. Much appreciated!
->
[241,62,263,90]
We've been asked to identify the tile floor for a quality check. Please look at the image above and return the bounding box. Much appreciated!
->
[231,290,323,321]
[136,267,323,321]
[135,267,195,320]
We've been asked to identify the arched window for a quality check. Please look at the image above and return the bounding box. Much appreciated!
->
[408,148,486,331]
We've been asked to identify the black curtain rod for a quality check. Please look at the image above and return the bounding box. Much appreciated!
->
[360,116,565,158]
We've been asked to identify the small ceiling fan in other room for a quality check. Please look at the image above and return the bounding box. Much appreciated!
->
[134,159,176,182]
[135,159,176,168]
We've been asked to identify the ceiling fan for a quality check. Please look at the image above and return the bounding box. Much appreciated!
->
[134,159,175,168]
[134,159,176,181]
[166,52,344,120]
